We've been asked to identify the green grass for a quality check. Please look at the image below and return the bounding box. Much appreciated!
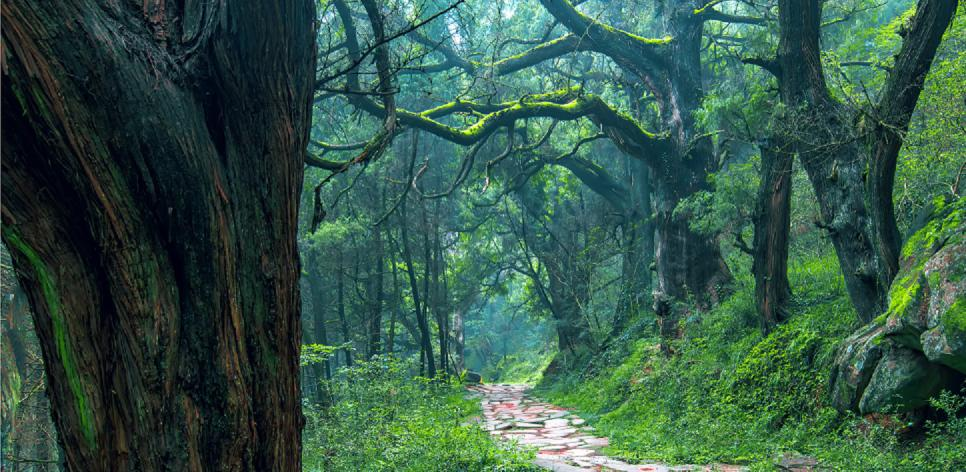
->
[534,254,966,470]
[302,357,539,472]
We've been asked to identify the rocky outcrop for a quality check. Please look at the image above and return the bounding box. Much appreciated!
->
[830,197,965,414]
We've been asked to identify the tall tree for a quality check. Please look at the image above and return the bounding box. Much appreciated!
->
[366,225,385,358]
[757,0,959,322]
[2,2,317,468]
[752,143,794,333]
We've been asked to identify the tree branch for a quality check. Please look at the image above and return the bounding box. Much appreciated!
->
[742,56,782,79]
[697,8,767,26]
[315,0,465,89]
[537,0,671,79]
[876,0,958,134]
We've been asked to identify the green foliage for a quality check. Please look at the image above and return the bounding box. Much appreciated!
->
[483,352,554,384]
[300,343,347,367]
[302,357,538,472]
[674,156,760,239]
[535,253,966,469]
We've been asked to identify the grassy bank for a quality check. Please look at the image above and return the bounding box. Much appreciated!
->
[535,254,966,470]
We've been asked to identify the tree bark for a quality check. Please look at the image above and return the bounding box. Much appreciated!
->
[432,209,449,374]
[1,1,316,469]
[752,144,794,333]
[614,154,654,335]
[387,238,401,356]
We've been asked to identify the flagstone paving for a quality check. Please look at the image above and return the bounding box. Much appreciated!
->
[467,384,747,472]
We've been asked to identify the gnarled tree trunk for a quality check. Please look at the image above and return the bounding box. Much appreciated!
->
[649,6,732,346]
[772,0,957,322]
[1,1,316,469]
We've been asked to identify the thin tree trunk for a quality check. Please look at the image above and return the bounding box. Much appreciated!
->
[399,204,435,377]
[387,237,400,356]
[337,252,353,367]
[0,0,315,468]
[452,308,465,373]
[367,225,384,357]
[432,207,448,375]
[419,205,439,376]
[752,144,794,333]
[307,272,332,381]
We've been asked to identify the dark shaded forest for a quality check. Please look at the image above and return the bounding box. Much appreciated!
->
[1,0,964,471]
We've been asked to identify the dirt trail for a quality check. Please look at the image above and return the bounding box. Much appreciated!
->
[467,384,746,472]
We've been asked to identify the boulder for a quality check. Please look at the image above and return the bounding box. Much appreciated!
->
[828,323,885,412]
[922,321,966,373]
[830,197,966,414]
[858,346,953,414]
[463,371,483,384]
[881,272,930,350]
[920,238,966,373]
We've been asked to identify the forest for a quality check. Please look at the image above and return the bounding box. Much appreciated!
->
[0,0,964,470]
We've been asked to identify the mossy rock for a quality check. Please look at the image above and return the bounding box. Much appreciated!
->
[881,272,930,350]
[829,322,886,412]
[882,198,964,346]
[917,203,966,373]
[858,346,955,414]
[921,299,966,374]
[831,197,965,413]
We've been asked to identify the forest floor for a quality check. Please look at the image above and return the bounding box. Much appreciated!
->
[468,384,747,472]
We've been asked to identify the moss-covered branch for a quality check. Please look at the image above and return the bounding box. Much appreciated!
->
[407,31,594,77]
[487,34,594,75]
[537,0,671,77]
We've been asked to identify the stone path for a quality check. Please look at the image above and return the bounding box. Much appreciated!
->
[467,384,746,472]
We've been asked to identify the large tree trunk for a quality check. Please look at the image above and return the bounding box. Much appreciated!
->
[752,144,794,333]
[613,157,653,335]
[649,4,732,350]
[1,1,316,469]
[773,0,956,322]
[651,170,731,350]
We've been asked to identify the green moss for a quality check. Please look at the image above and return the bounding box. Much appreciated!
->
[2,229,96,449]
[884,271,922,320]
[902,197,964,260]
[943,299,966,332]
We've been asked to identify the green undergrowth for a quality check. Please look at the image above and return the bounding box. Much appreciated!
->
[483,351,554,384]
[302,357,539,472]
[534,254,966,470]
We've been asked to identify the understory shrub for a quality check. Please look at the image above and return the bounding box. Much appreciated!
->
[302,357,538,472]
